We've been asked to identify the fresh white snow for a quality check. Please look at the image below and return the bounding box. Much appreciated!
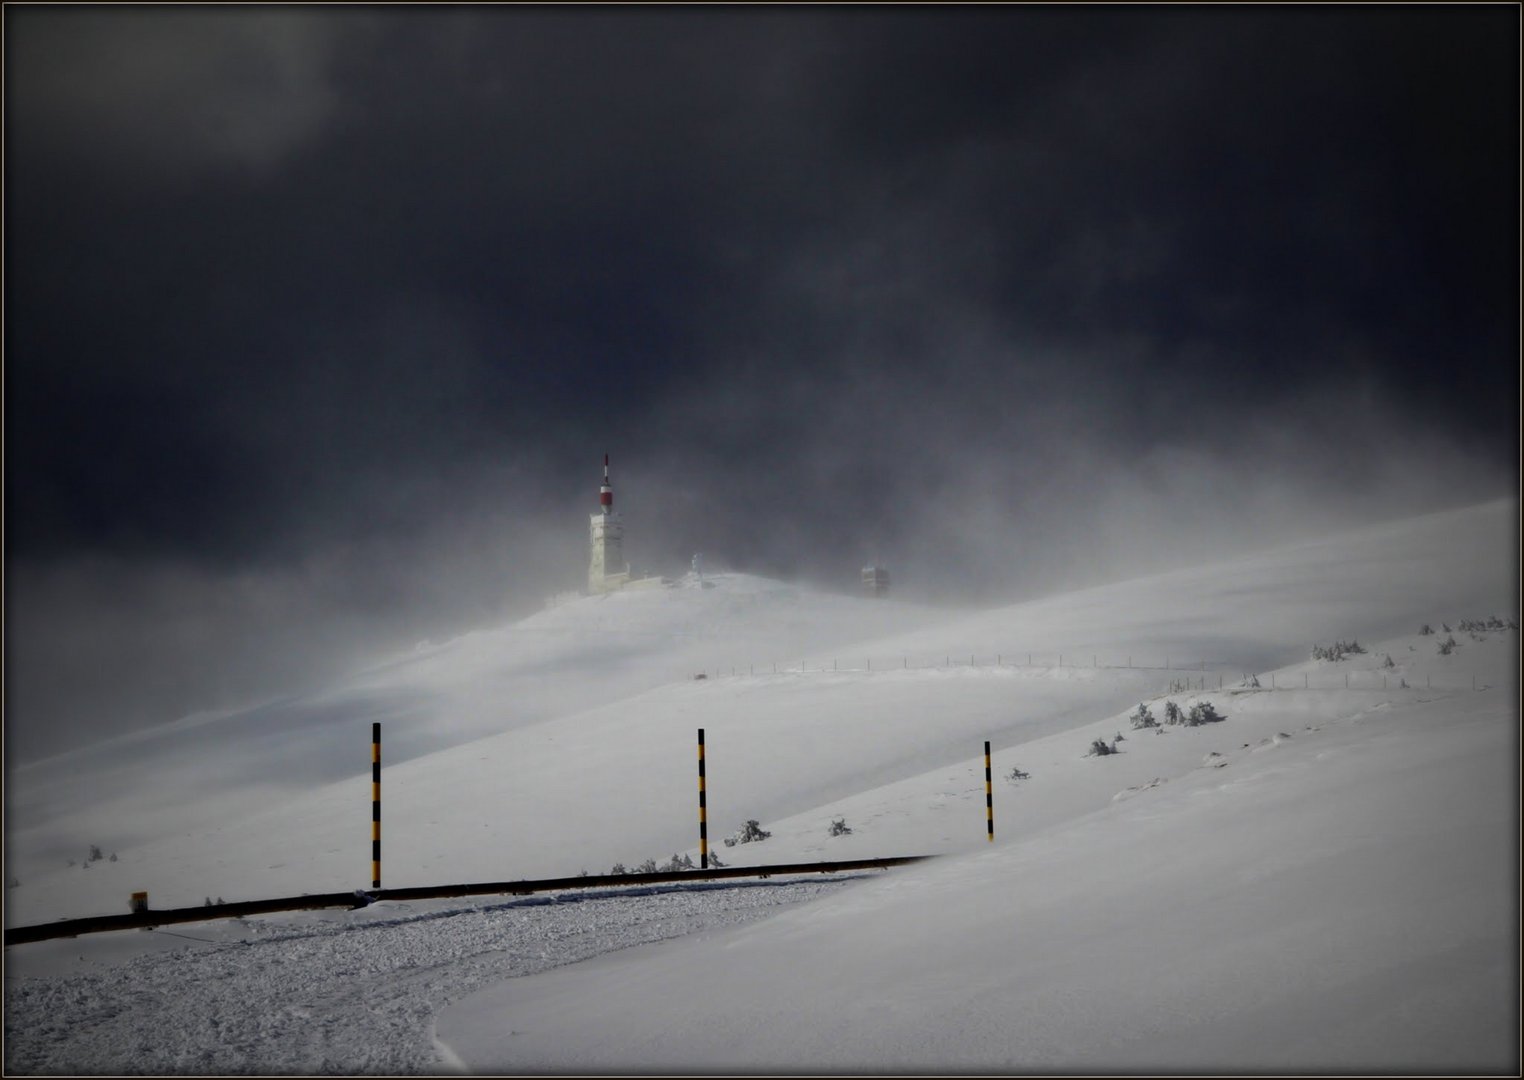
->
[4,497,1518,1073]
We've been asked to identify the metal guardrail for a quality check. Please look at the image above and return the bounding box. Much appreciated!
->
[3,855,931,946]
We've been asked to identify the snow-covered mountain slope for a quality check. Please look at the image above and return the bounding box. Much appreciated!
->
[4,573,943,894]
[7,499,1514,930]
[438,629,1517,1072]
[4,498,1517,1073]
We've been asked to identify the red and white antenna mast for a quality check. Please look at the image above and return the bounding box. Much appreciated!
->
[589,453,627,592]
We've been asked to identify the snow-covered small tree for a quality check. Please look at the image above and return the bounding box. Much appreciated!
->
[1006,765,1030,781]
[1086,738,1116,757]
[1438,635,1458,656]
[828,817,853,837]
[1129,703,1157,729]
[1163,701,1184,725]
[724,819,772,847]
[1419,623,1434,636]
[1382,654,1395,669]
[1184,701,1224,726]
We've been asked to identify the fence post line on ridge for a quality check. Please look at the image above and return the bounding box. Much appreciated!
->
[371,722,381,890]
[984,740,994,842]
[697,728,709,870]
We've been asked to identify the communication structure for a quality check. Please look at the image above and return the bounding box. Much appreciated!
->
[587,454,667,594]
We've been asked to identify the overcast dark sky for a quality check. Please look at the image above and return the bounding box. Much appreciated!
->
[5,5,1519,761]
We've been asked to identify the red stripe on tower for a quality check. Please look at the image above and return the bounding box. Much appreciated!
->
[600,453,613,510]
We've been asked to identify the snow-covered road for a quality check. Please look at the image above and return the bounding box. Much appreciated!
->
[4,876,854,1074]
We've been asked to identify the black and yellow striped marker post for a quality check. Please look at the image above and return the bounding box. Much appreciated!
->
[697,728,709,869]
[371,722,381,889]
[984,740,994,842]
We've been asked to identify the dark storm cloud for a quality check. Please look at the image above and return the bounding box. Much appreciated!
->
[5,6,1517,759]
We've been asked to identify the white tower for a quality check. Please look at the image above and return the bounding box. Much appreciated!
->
[589,454,630,593]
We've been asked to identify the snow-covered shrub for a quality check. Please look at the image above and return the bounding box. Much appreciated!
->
[1129,703,1157,729]
[723,819,772,847]
[1442,623,1451,633]
[609,862,629,876]
[1086,738,1116,757]
[1459,615,1520,633]
[1382,654,1395,668]
[635,858,658,874]
[1437,635,1457,655]
[1184,701,1224,726]
[706,850,725,868]
[1163,701,1184,726]
[1311,640,1366,662]
[87,845,103,863]
[1419,623,1434,636]
[660,853,695,872]
[1006,765,1031,781]
[1241,674,1261,688]
[828,817,853,837]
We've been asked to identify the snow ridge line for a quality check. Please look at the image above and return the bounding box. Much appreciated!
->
[4,855,931,945]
